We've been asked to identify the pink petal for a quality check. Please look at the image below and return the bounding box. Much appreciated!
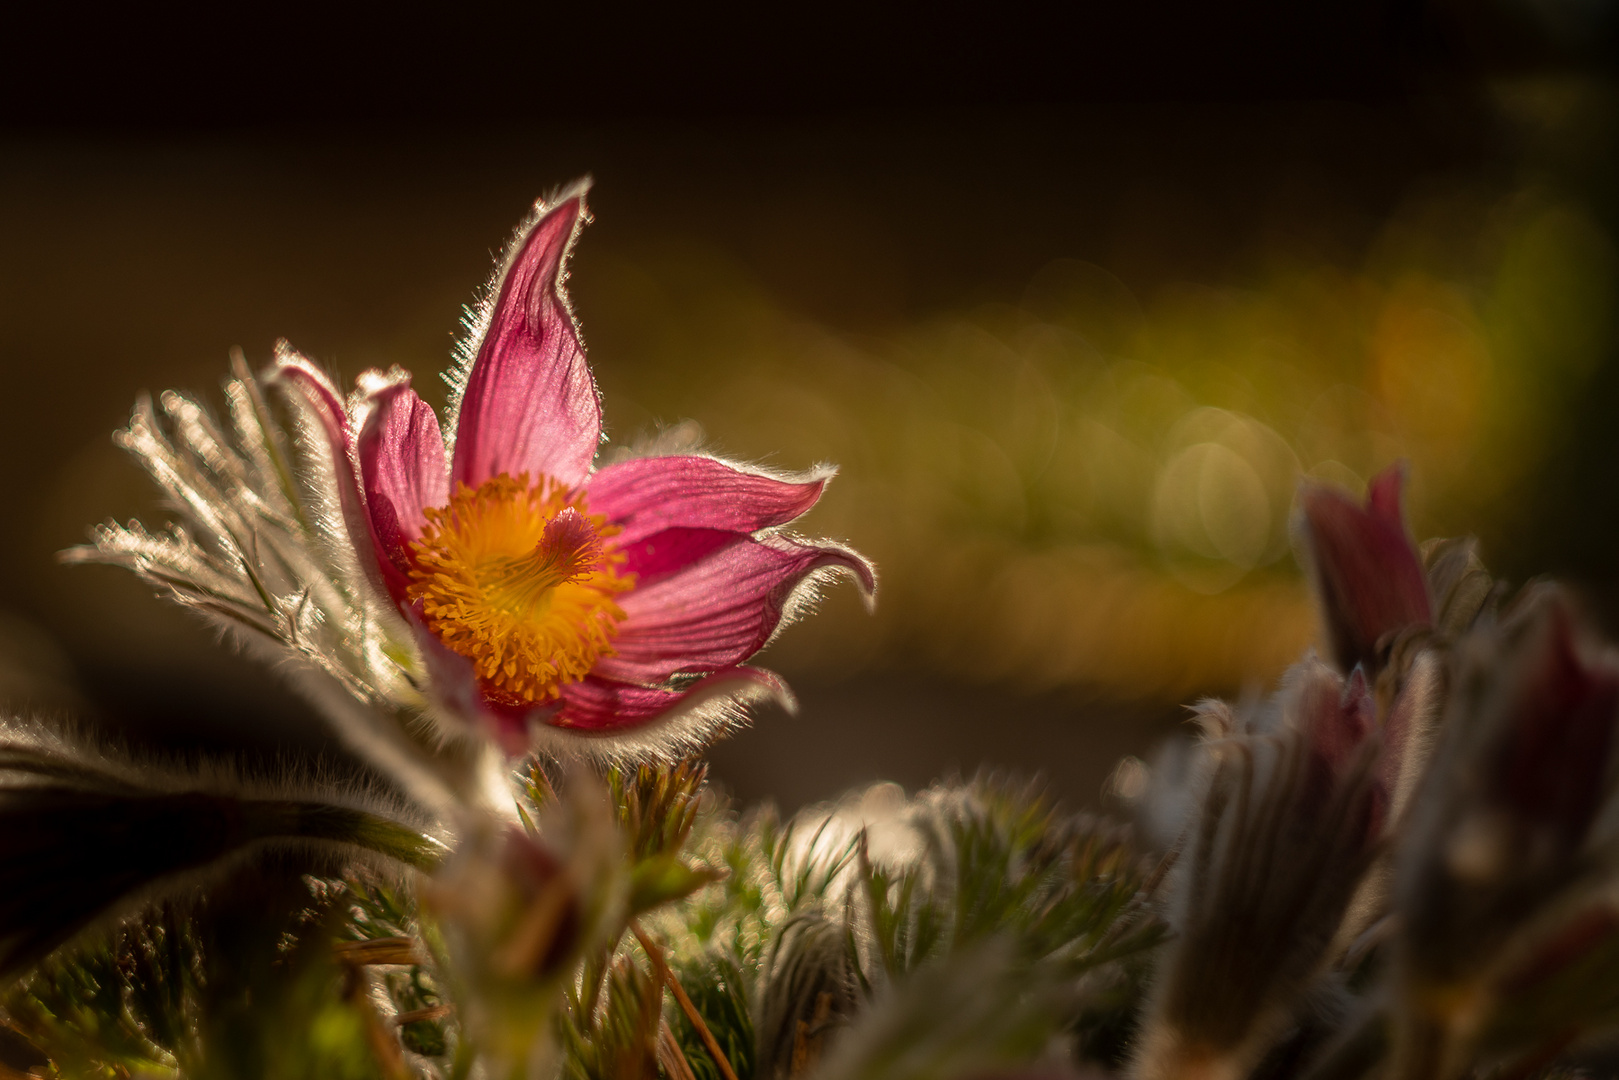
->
[451,182,601,490]
[1297,463,1432,674]
[270,344,392,600]
[591,535,876,685]
[587,455,831,546]
[356,372,448,601]
[554,666,792,733]
[615,527,740,584]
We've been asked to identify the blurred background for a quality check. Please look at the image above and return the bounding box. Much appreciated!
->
[1,1,1616,811]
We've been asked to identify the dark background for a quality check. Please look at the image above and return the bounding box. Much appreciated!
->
[1,1,1615,811]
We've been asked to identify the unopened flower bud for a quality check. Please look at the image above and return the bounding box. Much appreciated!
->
[1295,465,1431,677]
[1393,588,1619,1075]
[1134,660,1383,1080]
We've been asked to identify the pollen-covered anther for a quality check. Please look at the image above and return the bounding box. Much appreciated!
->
[406,474,633,706]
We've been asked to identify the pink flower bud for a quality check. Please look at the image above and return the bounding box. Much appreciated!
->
[1296,465,1431,675]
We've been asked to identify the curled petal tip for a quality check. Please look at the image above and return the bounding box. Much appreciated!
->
[798,538,878,608]
[842,548,879,613]
[267,339,324,381]
[537,175,594,216]
[748,665,799,715]
[354,365,412,401]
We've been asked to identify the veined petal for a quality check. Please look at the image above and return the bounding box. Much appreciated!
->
[356,371,448,601]
[591,534,876,685]
[554,666,793,734]
[450,182,601,490]
[269,344,390,598]
[587,455,832,546]
[616,526,741,584]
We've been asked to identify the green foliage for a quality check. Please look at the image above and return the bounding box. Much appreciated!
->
[4,869,415,1080]
[559,958,663,1080]
[2,767,1166,1080]
[666,953,755,1080]
[652,774,1164,1079]
[4,905,196,1078]
[611,761,710,864]
[856,778,1163,983]
[803,943,1070,1080]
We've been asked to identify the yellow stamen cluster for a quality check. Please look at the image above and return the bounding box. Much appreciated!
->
[407,473,633,706]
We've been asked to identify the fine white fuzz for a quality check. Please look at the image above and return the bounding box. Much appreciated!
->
[63,352,452,808]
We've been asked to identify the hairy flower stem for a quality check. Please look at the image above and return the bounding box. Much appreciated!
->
[632,922,739,1080]
[240,801,449,870]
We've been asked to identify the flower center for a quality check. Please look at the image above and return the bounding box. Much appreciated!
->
[406,474,633,706]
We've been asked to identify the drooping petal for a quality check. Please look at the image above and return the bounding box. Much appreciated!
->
[587,455,832,546]
[355,370,448,600]
[269,344,392,600]
[591,534,877,685]
[450,182,601,490]
[554,666,793,734]
[1296,463,1432,675]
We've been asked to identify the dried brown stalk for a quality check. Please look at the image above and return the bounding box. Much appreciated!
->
[631,922,739,1080]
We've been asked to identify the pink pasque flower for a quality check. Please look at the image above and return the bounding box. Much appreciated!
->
[79,180,873,768]
[274,180,875,753]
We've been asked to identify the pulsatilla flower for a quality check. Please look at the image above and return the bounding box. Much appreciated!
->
[1295,464,1448,840]
[1391,587,1619,1078]
[71,179,875,781]
[1133,658,1385,1080]
[1295,465,1431,677]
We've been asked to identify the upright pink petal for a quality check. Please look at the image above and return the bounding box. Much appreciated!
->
[356,372,448,600]
[1297,463,1432,674]
[591,535,876,685]
[270,344,392,600]
[555,666,791,733]
[587,455,832,546]
[451,183,601,490]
